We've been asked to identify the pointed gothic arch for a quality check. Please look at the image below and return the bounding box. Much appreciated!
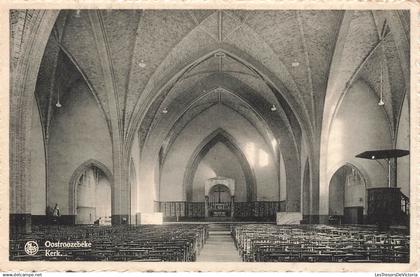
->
[183,128,256,202]
[68,159,113,215]
[328,162,368,217]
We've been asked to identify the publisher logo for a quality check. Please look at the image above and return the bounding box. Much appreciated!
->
[24,241,39,256]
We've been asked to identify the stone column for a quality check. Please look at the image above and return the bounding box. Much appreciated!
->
[231,196,235,218]
[389,157,398,188]
[10,11,60,234]
[204,196,209,218]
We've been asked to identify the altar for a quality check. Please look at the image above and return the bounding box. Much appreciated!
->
[204,177,235,218]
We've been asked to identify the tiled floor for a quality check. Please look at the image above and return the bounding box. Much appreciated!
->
[196,225,242,262]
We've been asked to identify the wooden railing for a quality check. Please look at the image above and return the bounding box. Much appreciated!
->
[208,202,231,210]
[234,201,285,219]
[400,192,409,215]
[157,201,205,218]
[156,201,285,220]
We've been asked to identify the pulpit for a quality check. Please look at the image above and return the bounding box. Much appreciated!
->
[356,149,409,227]
[204,177,235,219]
[366,187,401,226]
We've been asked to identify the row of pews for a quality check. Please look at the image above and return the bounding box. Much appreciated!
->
[10,224,209,261]
[233,224,409,263]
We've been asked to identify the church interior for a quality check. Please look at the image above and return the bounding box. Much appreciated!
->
[10,9,410,262]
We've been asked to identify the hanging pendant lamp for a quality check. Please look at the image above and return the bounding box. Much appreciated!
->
[270,104,277,112]
[56,87,62,108]
[378,52,385,106]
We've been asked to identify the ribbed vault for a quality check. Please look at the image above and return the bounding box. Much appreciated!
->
[160,87,279,164]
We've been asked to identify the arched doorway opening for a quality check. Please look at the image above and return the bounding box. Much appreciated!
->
[69,160,113,225]
[184,128,256,202]
[75,166,112,224]
[328,163,367,224]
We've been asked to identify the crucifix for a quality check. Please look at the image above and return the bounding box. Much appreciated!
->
[214,185,227,203]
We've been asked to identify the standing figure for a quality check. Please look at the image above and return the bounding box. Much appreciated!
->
[52,203,60,225]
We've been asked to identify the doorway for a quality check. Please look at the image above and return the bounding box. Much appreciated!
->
[75,166,112,224]
[328,163,367,224]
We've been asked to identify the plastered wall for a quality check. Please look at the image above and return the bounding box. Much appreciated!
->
[30,100,47,215]
[47,81,113,214]
[322,80,392,215]
[396,95,409,197]
[136,133,158,214]
[192,142,247,202]
[160,104,278,202]
[328,171,345,215]
[329,166,366,215]
[75,168,111,224]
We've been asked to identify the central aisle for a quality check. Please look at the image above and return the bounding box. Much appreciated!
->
[196,223,243,262]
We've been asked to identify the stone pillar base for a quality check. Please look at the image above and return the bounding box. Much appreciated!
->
[318,215,330,225]
[302,214,321,224]
[129,214,137,225]
[135,212,163,225]
[111,214,129,225]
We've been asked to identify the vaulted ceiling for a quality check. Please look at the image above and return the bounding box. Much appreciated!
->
[32,9,410,157]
